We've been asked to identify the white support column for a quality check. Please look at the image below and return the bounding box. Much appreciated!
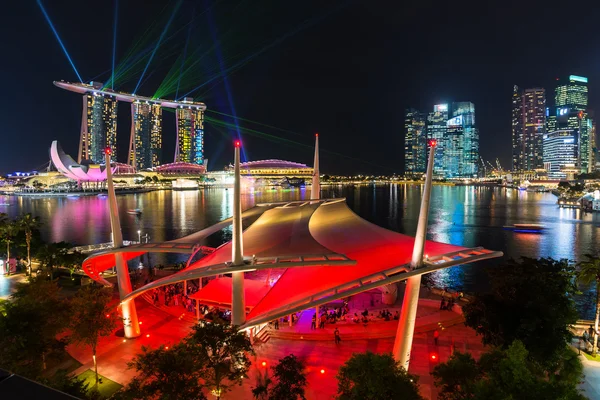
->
[393,140,437,370]
[312,133,320,200]
[105,148,141,339]
[231,140,246,326]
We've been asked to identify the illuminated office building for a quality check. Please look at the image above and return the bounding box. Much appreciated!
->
[129,102,162,169]
[175,98,205,165]
[446,102,479,178]
[404,108,427,175]
[77,82,118,164]
[542,130,578,179]
[511,86,546,171]
[427,104,448,176]
[555,75,588,110]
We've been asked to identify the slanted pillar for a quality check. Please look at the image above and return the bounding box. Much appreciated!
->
[312,133,320,200]
[231,140,246,326]
[196,300,200,321]
[393,139,437,370]
[105,147,140,339]
[288,314,293,327]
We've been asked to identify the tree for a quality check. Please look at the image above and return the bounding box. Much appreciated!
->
[432,341,586,400]
[36,241,71,279]
[252,354,308,400]
[462,257,578,368]
[336,352,423,400]
[578,254,600,355]
[0,218,19,274]
[69,285,119,389]
[0,277,69,376]
[17,213,42,276]
[117,321,253,400]
[186,321,253,399]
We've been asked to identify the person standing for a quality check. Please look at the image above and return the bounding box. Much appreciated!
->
[311,314,317,330]
[434,329,440,346]
[334,327,341,344]
[320,313,326,329]
[274,318,279,330]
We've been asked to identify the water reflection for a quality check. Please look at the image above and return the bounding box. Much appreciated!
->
[3,185,600,316]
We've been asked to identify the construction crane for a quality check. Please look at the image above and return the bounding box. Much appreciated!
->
[495,158,503,171]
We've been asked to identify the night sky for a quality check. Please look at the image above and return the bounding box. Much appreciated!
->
[3,0,600,175]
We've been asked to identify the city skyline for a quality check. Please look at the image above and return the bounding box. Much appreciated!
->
[2,1,600,176]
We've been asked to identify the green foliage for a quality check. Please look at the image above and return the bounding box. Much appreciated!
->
[36,241,72,279]
[433,342,586,400]
[40,369,90,399]
[577,254,600,355]
[462,257,579,368]
[0,277,69,377]
[252,354,307,400]
[336,352,423,400]
[117,321,253,399]
[69,285,119,388]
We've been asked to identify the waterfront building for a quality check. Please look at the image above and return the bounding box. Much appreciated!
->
[444,102,478,178]
[555,75,588,110]
[74,82,118,164]
[512,86,546,172]
[427,104,448,177]
[404,108,427,176]
[175,98,205,165]
[542,130,578,179]
[129,102,162,170]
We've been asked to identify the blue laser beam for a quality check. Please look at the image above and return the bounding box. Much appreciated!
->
[133,0,182,95]
[175,10,194,100]
[111,0,119,89]
[36,0,83,82]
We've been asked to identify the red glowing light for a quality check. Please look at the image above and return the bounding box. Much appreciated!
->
[139,321,142,325]
[428,139,437,147]
[430,353,438,361]
[234,140,241,148]
[146,334,150,338]
[315,133,319,137]
[165,346,169,350]
[261,361,267,367]
[320,369,325,374]
[105,314,109,318]
[104,147,112,155]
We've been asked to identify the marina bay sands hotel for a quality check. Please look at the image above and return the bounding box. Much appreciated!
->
[54,81,207,170]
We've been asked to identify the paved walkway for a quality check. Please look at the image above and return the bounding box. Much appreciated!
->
[0,273,26,299]
[579,355,600,400]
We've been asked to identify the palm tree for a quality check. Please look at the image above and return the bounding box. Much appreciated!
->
[578,254,600,355]
[36,242,70,280]
[17,213,41,276]
[0,219,19,275]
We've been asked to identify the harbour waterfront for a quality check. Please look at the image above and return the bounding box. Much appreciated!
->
[1,184,599,316]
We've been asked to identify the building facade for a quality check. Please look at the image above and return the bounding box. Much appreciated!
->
[542,130,578,179]
[511,86,546,172]
[555,75,588,110]
[129,102,162,170]
[427,104,448,177]
[445,102,478,178]
[80,84,118,164]
[175,98,205,165]
[404,108,427,176]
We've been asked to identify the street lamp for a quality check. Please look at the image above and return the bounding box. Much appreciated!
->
[137,230,141,243]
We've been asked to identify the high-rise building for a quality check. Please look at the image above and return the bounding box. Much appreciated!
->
[542,130,578,179]
[175,98,205,165]
[512,86,546,172]
[404,108,427,175]
[445,102,478,178]
[555,75,588,110]
[78,82,118,164]
[427,104,448,177]
[129,102,162,169]
[545,75,593,174]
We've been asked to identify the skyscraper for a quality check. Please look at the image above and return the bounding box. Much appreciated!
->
[129,102,162,169]
[404,108,427,175]
[175,98,205,165]
[542,130,578,179]
[545,75,593,174]
[78,82,118,164]
[445,102,478,178]
[427,104,448,177]
[511,86,546,171]
[555,75,588,110]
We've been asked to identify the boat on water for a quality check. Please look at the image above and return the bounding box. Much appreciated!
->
[127,209,142,215]
[503,223,545,233]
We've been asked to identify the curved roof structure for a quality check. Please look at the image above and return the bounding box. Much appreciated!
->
[152,162,206,174]
[54,81,206,110]
[82,199,502,328]
[238,160,310,169]
[50,140,115,182]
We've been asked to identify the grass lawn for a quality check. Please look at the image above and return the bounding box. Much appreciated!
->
[582,351,600,362]
[77,369,123,398]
